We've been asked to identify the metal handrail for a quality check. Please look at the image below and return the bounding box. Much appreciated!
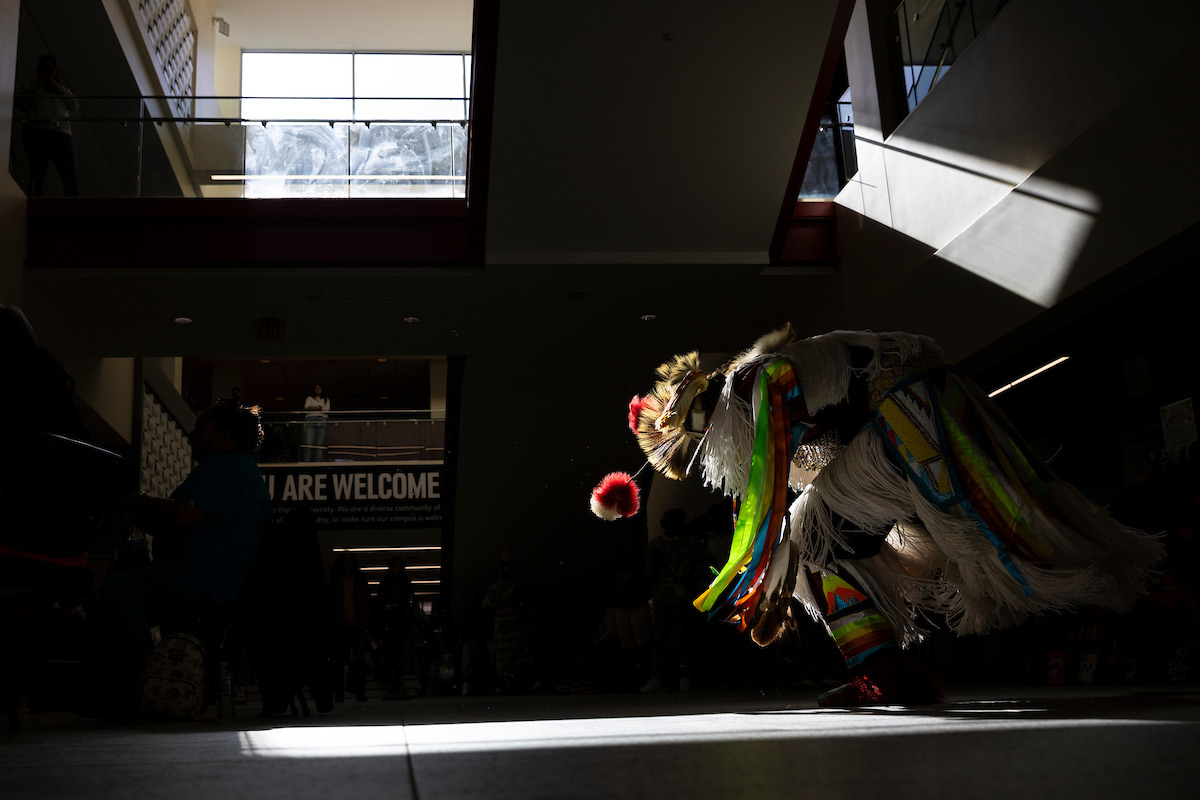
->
[895,0,1007,114]
[260,409,440,418]
[13,94,471,125]
[12,91,472,197]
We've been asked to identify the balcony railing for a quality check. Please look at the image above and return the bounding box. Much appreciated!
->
[9,94,469,199]
[894,0,1009,115]
[257,410,445,465]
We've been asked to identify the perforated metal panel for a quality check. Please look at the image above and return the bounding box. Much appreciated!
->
[135,0,197,119]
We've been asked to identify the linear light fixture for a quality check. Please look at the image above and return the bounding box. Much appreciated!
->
[332,546,441,552]
[989,356,1070,398]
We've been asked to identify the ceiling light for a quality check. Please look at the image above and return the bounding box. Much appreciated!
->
[403,316,420,324]
[640,314,657,322]
[174,316,192,324]
[260,359,270,363]
[331,546,441,552]
[989,356,1070,398]
[377,358,388,362]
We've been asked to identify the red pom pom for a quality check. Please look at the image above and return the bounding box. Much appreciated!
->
[590,472,641,520]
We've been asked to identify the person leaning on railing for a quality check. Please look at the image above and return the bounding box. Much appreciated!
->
[302,384,331,462]
[16,54,79,197]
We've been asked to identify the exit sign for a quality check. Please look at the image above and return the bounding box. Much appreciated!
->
[256,318,285,340]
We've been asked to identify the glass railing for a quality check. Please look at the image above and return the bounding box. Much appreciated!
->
[9,95,469,199]
[894,0,1008,114]
[257,410,445,465]
[799,98,856,199]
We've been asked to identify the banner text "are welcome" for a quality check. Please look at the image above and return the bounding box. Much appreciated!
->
[265,470,441,503]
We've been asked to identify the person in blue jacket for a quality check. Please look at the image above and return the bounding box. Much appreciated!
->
[91,403,272,712]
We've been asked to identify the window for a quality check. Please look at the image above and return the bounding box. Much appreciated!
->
[239,52,471,198]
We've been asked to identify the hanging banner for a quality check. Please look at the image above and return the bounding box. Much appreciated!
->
[259,463,443,529]
[1161,398,1197,457]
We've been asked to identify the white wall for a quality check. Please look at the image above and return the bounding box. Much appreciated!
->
[835,0,1200,361]
[212,0,473,52]
[208,0,474,103]
[157,356,183,392]
[62,357,137,444]
[484,0,840,263]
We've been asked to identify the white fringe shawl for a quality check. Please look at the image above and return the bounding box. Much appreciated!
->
[692,328,1162,643]
[787,421,1163,643]
[696,330,942,499]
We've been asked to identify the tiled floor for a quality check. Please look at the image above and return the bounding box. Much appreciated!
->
[4,684,1200,799]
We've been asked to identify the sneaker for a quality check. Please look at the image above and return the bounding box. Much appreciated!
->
[638,677,665,693]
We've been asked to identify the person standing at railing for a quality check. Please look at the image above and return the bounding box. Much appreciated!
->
[302,384,330,462]
[16,55,79,197]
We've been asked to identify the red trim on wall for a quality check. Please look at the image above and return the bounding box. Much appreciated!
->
[26,198,470,268]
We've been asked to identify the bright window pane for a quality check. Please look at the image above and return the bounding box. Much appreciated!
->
[355,54,467,122]
[242,53,353,120]
[238,51,469,197]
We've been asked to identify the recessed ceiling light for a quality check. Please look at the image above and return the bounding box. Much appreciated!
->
[174,316,192,324]
[640,314,657,322]
[403,316,420,324]
[274,396,285,401]
[260,359,270,363]
[377,358,388,362]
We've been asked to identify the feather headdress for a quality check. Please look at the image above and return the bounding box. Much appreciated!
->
[630,351,711,480]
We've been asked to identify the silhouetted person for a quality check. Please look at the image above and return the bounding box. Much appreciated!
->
[16,55,79,197]
[239,506,336,716]
[328,552,372,702]
[600,531,651,691]
[376,556,421,699]
[482,549,535,693]
[90,403,272,715]
[0,306,88,459]
[642,508,703,693]
[0,305,99,569]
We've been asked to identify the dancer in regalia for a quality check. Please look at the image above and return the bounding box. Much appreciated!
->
[591,325,1162,705]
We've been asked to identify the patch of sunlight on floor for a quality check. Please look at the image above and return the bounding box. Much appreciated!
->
[238,705,1174,759]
